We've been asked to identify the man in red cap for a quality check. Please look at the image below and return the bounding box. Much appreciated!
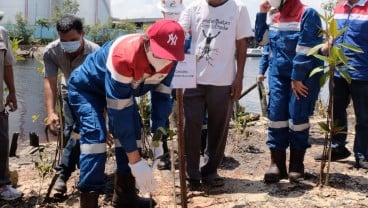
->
[67,19,185,208]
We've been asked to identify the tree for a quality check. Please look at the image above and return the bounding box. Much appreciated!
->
[85,23,115,45]
[51,0,80,23]
[85,19,137,45]
[114,20,136,34]
[11,12,34,45]
[36,18,50,40]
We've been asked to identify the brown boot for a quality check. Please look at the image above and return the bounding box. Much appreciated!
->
[80,191,99,208]
[264,149,288,183]
[112,172,156,208]
[289,149,305,182]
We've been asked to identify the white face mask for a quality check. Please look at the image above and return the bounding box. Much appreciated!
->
[146,50,172,72]
[60,40,81,53]
[269,0,283,9]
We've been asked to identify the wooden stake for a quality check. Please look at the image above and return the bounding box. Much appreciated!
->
[176,89,187,208]
[257,81,268,117]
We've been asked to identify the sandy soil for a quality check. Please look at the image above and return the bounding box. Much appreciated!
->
[1,111,368,208]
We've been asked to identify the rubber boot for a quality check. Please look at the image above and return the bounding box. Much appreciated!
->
[264,149,287,183]
[289,149,306,182]
[80,191,99,208]
[112,172,156,208]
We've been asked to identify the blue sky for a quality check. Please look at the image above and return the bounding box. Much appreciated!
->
[111,0,326,26]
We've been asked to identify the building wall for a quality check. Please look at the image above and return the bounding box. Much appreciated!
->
[77,0,111,25]
[0,0,111,25]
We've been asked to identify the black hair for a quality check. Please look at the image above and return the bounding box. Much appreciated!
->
[56,14,83,33]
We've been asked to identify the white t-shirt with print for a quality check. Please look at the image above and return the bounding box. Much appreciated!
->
[179,0,253,86]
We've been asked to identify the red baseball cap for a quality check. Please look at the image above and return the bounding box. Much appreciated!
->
[146,19,185,61]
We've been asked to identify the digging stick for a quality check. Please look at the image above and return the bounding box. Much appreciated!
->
[239,82,257,99]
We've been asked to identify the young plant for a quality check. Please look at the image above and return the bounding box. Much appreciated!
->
[32,150,53,204]
[308,0,363,186]
[11,38,26,61]
[137,94,152,157]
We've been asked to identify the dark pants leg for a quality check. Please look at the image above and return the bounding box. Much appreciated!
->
[56,137,80,179]
[62,95,76,147]
[55,93,79,178]
[0,110,10,186]
[200,85,233,179]
[349,79,368,159]
[332,77,351,147]
[184,86,207,180]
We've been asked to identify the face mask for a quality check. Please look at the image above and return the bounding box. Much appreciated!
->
[60,40,81,53]
[269,0,284,9]
[146,50,172,72]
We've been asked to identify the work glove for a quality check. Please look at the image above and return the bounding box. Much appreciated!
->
[151,141,164,169]
[129,159,156,194]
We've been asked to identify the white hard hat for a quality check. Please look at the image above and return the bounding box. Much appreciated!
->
[158,0,184,13]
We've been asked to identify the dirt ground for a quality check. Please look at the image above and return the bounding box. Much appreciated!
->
[1,111,368,208]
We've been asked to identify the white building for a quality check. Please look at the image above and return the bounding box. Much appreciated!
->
[0,0,111,25]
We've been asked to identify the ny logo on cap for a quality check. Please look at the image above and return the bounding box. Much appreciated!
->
[167,33,178,46]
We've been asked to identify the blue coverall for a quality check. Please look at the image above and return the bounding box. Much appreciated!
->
[68,34,175,192]
[255,3,323,151]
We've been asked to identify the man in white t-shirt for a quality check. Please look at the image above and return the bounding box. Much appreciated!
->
[179,0,253,189]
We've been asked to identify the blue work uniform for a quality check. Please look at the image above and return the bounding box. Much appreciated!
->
[333,0,368,160]
[255,3,323,151]
[68,34,174,192]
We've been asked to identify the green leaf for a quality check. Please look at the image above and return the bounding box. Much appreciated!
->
[318,122,330,132]
[328,18,338,37]
[309,66,325,78]
[339,43,364,53]
[327,15,334,23]
[32,115,39,123]
[330,46,339,61]
[335,27,347,39]
[319,13,328,23]
[152,140,160,148]
[336,47,348,65]
[152,127,168,141]
[313,54,330,63]
[307,44,323,56]
[337,68,352,84]
[319,71,330,87]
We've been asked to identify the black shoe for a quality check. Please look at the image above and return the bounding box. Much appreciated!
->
[356,157,368,169]
[187,179,201,191]
[54,176,67,194]
[202,177,225,188]
[314,146,351,161]
[157,155,171,170]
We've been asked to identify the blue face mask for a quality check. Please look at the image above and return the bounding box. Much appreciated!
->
[60,40,81,53]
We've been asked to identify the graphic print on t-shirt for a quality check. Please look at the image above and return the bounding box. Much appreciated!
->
[198,30,220,65]
[197,18,230,66]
